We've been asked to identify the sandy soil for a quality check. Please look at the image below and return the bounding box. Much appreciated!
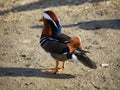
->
[0,0,120,90]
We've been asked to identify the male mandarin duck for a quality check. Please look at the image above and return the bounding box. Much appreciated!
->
[39,10,97,74]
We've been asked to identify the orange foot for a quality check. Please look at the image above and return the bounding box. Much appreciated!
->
[46,67,64,74]
[46,61,66,74]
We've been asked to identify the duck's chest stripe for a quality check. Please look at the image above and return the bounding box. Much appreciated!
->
[40,37,47,46]
[40,37,60,46]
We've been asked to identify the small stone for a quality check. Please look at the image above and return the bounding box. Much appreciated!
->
[25,83,29,85]
[100,64,109,68]
[36,35,40,37]
[25,64,31,67]
[90,81,101,89]
[74,22,78,25]
[20,55,26,57]
[92,40,99,45]
[15,61,19,64]
[26,57,32,60]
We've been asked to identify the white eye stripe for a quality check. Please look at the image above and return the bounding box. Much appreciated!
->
[42,12,58,29]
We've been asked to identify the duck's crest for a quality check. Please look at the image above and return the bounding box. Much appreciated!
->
[42,11,61,35]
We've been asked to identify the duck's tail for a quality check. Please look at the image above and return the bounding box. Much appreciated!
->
[67,36,97,69]
[72,49,97,69]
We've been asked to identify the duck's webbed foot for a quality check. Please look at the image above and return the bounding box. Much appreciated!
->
[46,61,66,74]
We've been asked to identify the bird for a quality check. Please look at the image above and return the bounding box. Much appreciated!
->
[39,10,97,74]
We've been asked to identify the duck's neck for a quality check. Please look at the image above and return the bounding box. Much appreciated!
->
[41,21,52,37]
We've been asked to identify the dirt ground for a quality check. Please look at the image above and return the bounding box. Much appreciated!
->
[0,0,120,90]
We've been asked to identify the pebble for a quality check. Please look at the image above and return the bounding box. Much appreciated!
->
[92,40,99,45]
[100,64,109,68]
[25,64,31,67]
[20,54,26,57]
[91,82,101,89]
[20,54,33,60]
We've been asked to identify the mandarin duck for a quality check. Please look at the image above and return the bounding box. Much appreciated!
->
[39,10,97,74]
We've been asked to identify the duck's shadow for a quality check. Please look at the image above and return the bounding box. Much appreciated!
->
[0,67,75,79]
[31,19,120,30]
[62,19,120,30]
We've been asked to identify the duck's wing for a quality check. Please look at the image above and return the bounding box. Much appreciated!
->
[42,39,69,55]
[49,33,71,44]
[59,33,71,41]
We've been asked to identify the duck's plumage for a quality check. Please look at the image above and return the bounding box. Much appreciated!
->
[40,33,71,61]
[39,10,97,74]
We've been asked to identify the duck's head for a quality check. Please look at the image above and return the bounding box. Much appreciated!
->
[39,11,61,37]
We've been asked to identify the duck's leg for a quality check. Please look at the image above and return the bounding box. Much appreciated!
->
[46,61,66,74]
[54,61,60,70]
[62,60,66,68]
[46,61,59,74]
[58,60,66,72]
[54,60,66,71]
[51,61,60,70]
